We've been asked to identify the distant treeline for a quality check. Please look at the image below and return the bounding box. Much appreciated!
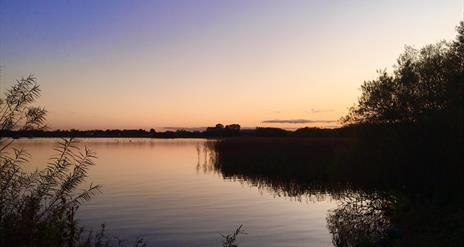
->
[1,124,367,139]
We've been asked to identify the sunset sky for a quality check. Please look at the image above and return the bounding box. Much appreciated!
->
[0,0,462,130]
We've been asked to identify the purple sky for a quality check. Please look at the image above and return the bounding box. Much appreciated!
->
[1,0,462,129]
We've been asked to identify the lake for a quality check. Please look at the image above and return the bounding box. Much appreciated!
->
[12,138,337,247]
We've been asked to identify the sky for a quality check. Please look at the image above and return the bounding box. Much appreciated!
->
[0,0,462,130]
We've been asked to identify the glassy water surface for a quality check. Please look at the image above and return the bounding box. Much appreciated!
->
[13,138,337,247]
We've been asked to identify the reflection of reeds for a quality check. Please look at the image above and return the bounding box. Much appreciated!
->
[208,137,353,199]
[210,132,464,247]
[327,192,395,247]
[196,140,218,175]
[220,225,246,247]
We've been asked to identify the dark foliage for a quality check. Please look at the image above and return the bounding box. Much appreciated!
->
[211,22,464,247]
[343,22,464,130]
[0,76,148,247]
[0,138,101,247]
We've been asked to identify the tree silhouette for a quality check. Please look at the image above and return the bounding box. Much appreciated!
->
[343,22,464,128]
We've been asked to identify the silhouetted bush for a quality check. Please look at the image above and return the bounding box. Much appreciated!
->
[0,138,101,247]
[344,22,464,133]
[211,22,464,247]
[0,76,147,247]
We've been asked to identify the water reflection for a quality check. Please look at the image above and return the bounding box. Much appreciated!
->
[206,139,399,246]
[327,192,396,247]
[11,138,336,247]
[195,141,216,175]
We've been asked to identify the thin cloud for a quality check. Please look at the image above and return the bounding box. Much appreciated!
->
[262,119,336,124]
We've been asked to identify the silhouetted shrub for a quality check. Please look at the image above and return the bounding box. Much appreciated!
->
[0,76,146,247]
[211,22,464,247]
[344,22,464,131]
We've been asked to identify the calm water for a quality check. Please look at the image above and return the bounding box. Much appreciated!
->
[13,138,337,247]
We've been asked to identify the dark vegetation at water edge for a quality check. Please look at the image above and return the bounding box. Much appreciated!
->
[212,22,464,247]
[0,76,109,247]
[0,76,143,247]
[212,130,463,246]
